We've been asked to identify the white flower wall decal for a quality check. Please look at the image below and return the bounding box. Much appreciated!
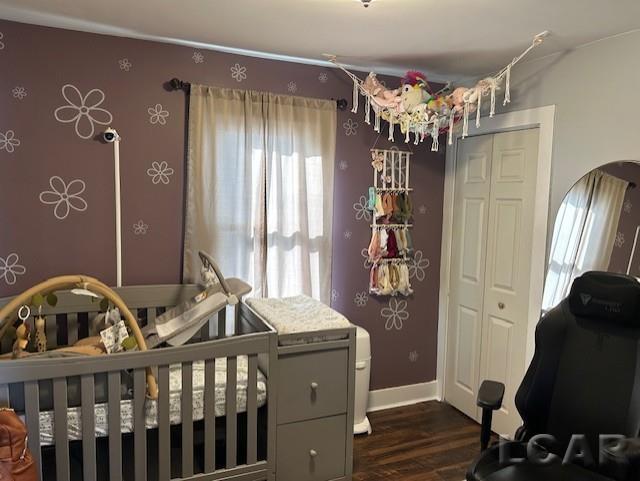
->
[381,298,409,331]
[338,160,348,171]
[354,291,368,307]
[344,231,352,240]
[409,350,419,362]
[287,81,298,93]
[408,250,430,281]
[39,176,88,220]
[0,253,25,286]
[361,248,373,269]
[418,204,427,215]
[192,51,204,64]
[54,84,113,140]
[318,72,328,83]
[133,220,149,235]
[0,32,4,50]
[0,130,20,153]
[353,195,372,221]
[331,289,339,302]
[343,118,358,136]
[615,232,625,248]
[147,161,174,185]
[12,87,27,100]
[118,58,132,71]
[230,63,247,82]
[624,199,633,214]
[148,103,169,125]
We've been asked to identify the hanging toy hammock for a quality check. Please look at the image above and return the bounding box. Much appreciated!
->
[325,31,549,151]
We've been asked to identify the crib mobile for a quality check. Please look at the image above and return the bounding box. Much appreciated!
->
[0,252,245,401]
[367,148,414,297]
[0,275,159,399]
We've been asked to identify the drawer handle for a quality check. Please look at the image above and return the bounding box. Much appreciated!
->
[310,382,319,390]
[309,449,318,458]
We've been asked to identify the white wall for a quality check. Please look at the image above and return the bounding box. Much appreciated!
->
[501,30,640,222]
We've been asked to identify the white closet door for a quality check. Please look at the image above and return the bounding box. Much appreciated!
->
[445,134,494,419]
[479,128,539,437]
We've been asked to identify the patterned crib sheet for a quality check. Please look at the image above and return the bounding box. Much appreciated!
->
[36,356,267,445]
[246,295,351,345]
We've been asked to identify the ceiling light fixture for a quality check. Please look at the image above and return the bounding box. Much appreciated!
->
[360,0,373,7]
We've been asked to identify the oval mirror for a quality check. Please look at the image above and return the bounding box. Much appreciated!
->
[542,161,639,311]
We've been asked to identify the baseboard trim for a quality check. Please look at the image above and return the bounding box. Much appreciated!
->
[367,381,438,412]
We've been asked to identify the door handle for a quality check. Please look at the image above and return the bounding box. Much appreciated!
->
[498,302,505,310]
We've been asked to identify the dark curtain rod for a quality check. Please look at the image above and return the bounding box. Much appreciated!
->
[168,78,349,111]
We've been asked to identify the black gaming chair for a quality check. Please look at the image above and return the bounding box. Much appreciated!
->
[467,271,640,481]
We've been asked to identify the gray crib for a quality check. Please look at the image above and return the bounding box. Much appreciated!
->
[0,284,278,481]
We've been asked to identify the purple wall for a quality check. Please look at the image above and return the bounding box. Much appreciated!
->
[0,20,445,389]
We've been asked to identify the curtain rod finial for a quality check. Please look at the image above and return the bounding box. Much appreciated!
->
[168,78,190,92]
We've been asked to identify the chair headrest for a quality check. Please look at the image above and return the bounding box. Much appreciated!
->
[568,271,640,327]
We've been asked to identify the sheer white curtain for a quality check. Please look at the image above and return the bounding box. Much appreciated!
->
[542,169,628,310]
[183,85,337,302]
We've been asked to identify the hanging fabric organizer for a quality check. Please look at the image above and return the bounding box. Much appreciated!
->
[367,149,414,297]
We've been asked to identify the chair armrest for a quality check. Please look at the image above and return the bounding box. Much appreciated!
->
[476,380,505,452]
[477,380,505,410]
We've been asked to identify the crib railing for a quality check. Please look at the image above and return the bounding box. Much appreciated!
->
[0,285,277,481]
[0,331,276,481]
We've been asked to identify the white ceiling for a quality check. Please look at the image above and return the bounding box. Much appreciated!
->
[1,0,640,80]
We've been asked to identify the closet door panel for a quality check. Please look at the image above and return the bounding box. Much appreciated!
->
[445,135,493,420]
[491,200,521,291]
[485,315,513,385]
[461,198,486,283]
[480,128,540,437]
[454,305,480,392]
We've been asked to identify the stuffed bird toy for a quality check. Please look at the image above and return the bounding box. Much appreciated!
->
[402,70,429,89]
[399,70,431,113]
[400,84,429,113]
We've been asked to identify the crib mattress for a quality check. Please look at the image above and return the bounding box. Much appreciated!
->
[35,356,267,446]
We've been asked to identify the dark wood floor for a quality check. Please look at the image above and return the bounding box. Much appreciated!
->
[353,401,481,481]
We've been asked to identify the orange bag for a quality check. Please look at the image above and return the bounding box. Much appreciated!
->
[0,408,37,481]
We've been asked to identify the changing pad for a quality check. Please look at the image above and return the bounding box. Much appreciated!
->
[246,295,351,345]
[35,356,267,445]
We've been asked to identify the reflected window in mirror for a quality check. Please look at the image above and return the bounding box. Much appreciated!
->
[542,162,640,311]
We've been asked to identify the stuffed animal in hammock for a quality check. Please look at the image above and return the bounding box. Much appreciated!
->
[427,95,452,116]
[449,87,468,113]
[400,84,429,113]
[462,87,480,111]
[362,73,402,109]
[399,71,431,114]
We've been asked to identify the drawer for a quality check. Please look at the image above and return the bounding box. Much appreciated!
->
[276,415,347,481]
[277,348,348,424]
